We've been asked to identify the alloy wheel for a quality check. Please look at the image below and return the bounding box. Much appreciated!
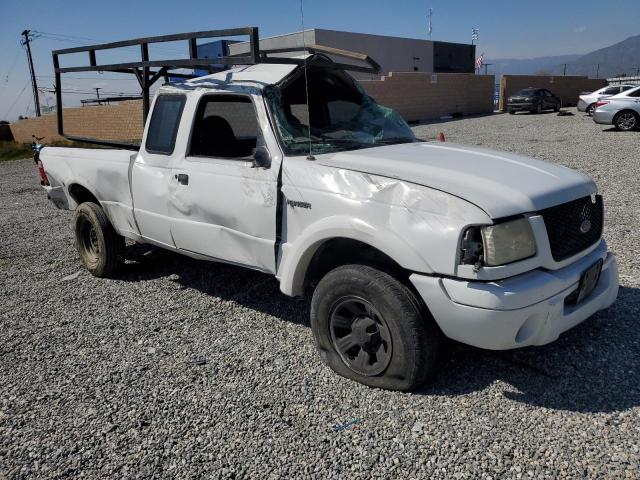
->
[329,297,393,376]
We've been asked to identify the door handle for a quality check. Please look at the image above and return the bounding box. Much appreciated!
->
[175,173,189,185]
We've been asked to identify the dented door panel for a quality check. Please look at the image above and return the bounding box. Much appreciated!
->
[166,88,282,273]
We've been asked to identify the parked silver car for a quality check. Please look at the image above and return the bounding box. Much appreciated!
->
[578,84,637,115]
[592,86,640,131]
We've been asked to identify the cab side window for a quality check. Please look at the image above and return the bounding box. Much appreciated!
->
[189,95,258,159]
[145,95,186,155]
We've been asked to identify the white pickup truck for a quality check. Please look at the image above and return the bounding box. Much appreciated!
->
[39,60,618,390]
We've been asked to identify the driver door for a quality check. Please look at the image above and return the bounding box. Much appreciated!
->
[167,92,280,273]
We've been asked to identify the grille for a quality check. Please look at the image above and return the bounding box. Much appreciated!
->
[539,195,603,261]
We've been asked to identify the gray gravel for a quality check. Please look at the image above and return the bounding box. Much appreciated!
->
[1,108,639,479]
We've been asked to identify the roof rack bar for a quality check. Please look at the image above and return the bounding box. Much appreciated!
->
[56,55,257,74]
[52,27,258,55]
[51,26,380,148]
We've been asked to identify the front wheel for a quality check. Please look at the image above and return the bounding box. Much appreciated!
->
[614,111,639,131]
[310,264,442,391]
[74,202,125,277]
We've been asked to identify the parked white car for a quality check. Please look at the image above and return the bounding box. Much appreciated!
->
[578,84,637,115]
[592,85,640,131]
[38,60,619,391]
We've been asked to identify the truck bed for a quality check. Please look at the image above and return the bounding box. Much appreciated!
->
[40,147,140,239]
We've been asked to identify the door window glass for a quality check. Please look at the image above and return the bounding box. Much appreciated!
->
[190,96,258,159]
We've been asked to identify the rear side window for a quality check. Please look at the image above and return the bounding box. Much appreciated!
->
[145,95,186,155]
[629,88,640,98]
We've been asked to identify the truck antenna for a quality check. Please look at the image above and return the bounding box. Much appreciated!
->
[299,0,314,159]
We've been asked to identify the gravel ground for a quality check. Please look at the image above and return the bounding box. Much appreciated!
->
[1,108,639,479]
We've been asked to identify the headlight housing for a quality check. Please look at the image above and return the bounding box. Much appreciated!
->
[481,217,536,266]
[460,217,536,268]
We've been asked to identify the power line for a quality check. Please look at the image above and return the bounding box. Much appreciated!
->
[2,81,30,119]
[3,47,23,84]
[33,30,185,54]
[36,74,138,81]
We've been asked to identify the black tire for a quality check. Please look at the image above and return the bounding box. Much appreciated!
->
[310,264,442,391]
[613,110,639,131]
[534,103,542,114]
[554,101,560,112]
[509,110,516,115]
[74,202,125,277]
[586,103,596,116]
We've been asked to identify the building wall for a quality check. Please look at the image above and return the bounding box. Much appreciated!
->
[313,29,434,80]
[499,75,607,110]
[10,101,144,144]
[10,74,495,142]
[361,72,495,122]
[433,41,476,73]
[229,29,476,80]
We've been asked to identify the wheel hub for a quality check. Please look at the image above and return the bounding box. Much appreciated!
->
[329,297,393,376]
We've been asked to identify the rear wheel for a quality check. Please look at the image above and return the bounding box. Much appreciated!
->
[310,264,442,391]
[614,110,639,131]
[534,103,542,114]
[586,103,596,116]
[74,202,125,277]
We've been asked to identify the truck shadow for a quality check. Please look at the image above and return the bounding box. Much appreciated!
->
[118,244,639,414]
[422,286,640,413]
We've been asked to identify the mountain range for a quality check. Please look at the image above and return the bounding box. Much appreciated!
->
[488,34,640,78]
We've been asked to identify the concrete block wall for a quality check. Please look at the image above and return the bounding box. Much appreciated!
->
[360,72,495,122]
[10,101,144,144]
[10,74,496,142]
[499,75,607,111]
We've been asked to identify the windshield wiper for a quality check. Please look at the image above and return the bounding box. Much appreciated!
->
[374,137,417,145]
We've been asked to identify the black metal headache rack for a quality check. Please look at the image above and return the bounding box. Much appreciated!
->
[52,26,381,148]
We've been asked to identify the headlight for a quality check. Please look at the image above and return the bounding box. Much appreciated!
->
[481,217,536,266]
[460,217,536,268]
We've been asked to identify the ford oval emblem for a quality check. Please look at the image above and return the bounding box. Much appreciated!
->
[580,219,592,234]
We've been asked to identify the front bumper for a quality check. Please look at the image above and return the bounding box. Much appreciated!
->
[577,99,588,112]
[410,243,618,350]
[507,102,535,112]
[592,109,616,125]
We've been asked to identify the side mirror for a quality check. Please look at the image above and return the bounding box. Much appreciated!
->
[253,145,271,169]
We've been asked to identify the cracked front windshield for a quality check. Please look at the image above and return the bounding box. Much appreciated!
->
[266,65,418,155]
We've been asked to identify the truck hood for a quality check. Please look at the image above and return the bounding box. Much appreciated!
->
[314,142,596,219]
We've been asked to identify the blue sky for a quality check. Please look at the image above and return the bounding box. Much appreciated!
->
[1,0,639,120]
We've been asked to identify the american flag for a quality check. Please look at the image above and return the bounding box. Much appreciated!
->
[475,53,484,70]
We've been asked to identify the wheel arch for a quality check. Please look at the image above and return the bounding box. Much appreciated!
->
[613,108,639,125]
[67,183,101,209]
[278,217,434,297]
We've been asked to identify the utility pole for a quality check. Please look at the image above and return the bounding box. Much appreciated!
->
[635,67,640,77]
[21,29,41,117]
[563,63,567,76]
[94,87,102,105]
[596,63,600,79]
[483,63,493,75]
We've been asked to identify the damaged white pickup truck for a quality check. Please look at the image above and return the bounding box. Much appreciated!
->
[39,51,618,390]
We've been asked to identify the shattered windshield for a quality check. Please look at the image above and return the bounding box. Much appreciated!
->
[265,66,418,155]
